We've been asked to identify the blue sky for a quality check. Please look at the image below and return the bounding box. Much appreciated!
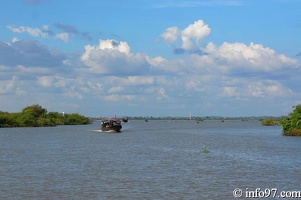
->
[0,0,301,117]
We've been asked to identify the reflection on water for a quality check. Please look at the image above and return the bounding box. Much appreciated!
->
[0,120,300,199]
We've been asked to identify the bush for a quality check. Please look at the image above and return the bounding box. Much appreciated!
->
[261,118,277,126]
[279,105,301,136]
[64,113,91,125]
[0,104,91,128]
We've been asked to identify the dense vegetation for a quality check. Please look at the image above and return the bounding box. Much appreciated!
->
[261,118,279,126]
[279,105,301,136]
[0,104,92,128]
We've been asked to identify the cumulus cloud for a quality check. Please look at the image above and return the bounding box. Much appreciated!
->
[181,20,211,49]
[202,42,299,73]
[161,20,211,51]
[81,39,151,75]
[160,20,299,76]
[161,26,180,44]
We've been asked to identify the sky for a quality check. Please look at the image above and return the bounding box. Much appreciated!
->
[0,0,301,117]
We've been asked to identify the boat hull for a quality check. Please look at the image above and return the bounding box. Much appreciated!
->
[101,124,122,132]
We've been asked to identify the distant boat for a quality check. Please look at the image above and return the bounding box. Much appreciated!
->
[101,118,122,132]
[122,117,128,123]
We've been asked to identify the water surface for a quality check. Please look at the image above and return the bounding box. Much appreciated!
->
[0,120,300,199]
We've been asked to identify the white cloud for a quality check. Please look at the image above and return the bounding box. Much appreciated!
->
[7,25,48,38]
[54,79,67,88]
[127,76,154,85]
[161,20,211,50]
[12,37,19,43]
[246,80,292,97]
[223,87,238,96]
[157,87,169,100]
[56,33,69,42]
[6,24,88,42]
[98,39,130,54]
[37,76,53,87]
[161,26,180,44]
[108,86,123,94]
[160,20,298,75]
[202,42,299,72]
[0,76,25,95]
[103,94,135,101]
[178,41,299,77]
[0,78,15,94]
[181,20,211,49]
[81,39,151,75]
[219,79,293,99]
[185,78,208,92]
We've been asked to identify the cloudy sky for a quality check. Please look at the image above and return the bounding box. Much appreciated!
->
[0,0,300,117]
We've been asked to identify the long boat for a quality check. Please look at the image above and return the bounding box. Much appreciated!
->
[101,118,122,132]
[122,117,128,123]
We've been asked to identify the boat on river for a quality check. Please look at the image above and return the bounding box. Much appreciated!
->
[122,117,128,123]
[101,118,122,132]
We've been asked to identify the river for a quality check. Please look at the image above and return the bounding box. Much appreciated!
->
[0,120,300,199]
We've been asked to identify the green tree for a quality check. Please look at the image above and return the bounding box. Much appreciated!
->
[16,112,37,127]
[0,112,18,127]
[64,113,91,125]
[279,105,301,136]
[22,104,47,118]
[47,112,65,125]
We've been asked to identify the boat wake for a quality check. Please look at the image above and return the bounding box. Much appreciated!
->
[91,130,102,132]
[91,129,121,133]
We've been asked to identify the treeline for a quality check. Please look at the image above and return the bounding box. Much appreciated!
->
[111,116,276,121]
[0,104,92,128]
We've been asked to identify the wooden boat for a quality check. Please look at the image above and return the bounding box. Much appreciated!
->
[101,118,122,132]
[122,117,128,123]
